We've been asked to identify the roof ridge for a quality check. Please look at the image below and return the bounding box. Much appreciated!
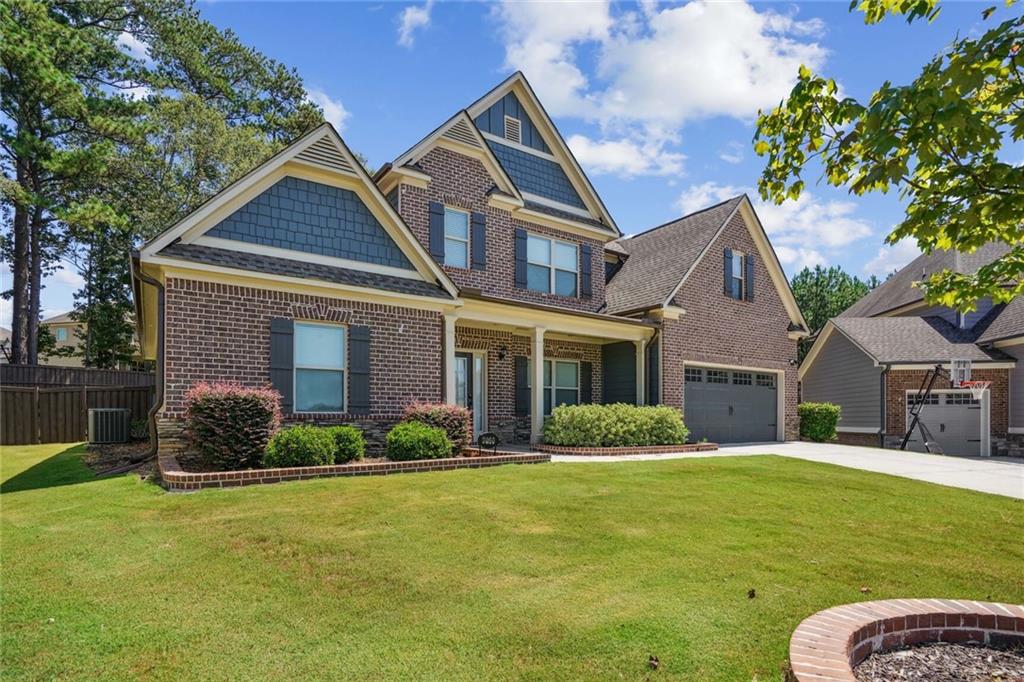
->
[624,194,743,243]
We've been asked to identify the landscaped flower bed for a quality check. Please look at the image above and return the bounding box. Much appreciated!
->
[539,403,706,455]
[536,442,717,456]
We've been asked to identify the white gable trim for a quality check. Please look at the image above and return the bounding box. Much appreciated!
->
[480,130,558,162]
[466,73,620,236]
[140,124,459,298]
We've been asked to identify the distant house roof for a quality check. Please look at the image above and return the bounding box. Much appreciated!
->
[841,242,1011,318]
[975,295,1024,345]
[603,196,744,315]
[41,312,75,324]
[830,316,1013,364]
[160,243,454,300]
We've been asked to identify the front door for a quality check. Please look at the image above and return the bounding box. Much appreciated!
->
[454,352,484,436]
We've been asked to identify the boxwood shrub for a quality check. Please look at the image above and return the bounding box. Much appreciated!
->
[263,425,336,468]
[184,382,281,470]
[798,402,841,443]
[386,421,451,461]
[401,402,472,455]
[326,425,366,463]
[543,403,689,447]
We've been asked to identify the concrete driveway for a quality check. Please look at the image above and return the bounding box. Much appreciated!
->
[552,441,1024,500]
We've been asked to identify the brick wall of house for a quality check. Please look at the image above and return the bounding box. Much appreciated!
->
[397,146,607,313]
[161,277,443,419]
[661,211,801,439]
[884,368,1009,438]
[455,325,603,435]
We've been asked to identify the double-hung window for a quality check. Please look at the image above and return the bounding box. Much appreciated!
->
[294,322,346,412]
[729,251,746,300]
[528,359,580,415]
[443,208,470,269]
[526,235,578,296]
[55,327,68,342]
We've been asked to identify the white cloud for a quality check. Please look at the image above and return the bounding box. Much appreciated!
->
[117,31,150,62]
[863,238,920,279]
[774,246,827,271]
[567,134,684,177]
[718,141,745,164]
[306,88,350,132]
[676,181,744,215]
[52,264,85,289]
[397,0,435,48]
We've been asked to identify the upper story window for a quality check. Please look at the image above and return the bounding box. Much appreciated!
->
[527,234,578,297]
[729,251,746,300]
[55,327,68,342]
[294,322,346,413]
[443,208,470,269]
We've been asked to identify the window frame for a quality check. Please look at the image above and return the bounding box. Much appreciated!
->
[527,358,581,415]
[707,369,729,384]
[55,327,68,342]
[442,206,470,270]
[684,367,703,383]
[729,251,746,300]
[293,320,347,414]
[525,233,579,297]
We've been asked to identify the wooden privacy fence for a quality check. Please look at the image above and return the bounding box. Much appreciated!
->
[1,364,154,387]
[1,385,153,445]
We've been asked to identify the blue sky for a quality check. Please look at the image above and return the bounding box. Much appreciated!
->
[5,0,1011,325]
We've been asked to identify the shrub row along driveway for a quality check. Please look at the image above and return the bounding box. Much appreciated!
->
[2,444,1022,680]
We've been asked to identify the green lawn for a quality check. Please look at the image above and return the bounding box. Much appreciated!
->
[2,444,1022,680]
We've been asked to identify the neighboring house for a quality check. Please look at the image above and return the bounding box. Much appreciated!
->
[40,312,86,367]
[0,326,10,364]
[800,244,1022,457]
[131,73,806,454]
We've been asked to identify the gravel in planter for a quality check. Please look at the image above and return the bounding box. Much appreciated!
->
[854,642,1024,682]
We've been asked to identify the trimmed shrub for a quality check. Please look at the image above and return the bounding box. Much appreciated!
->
[401,402,472,455]
[184,382,281,470]
[326,425,366,463]
[798,402,841,443]
[386,421,451,461]
[263,426,336,468]
[543,403,689,447]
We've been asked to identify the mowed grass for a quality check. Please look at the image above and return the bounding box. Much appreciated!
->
[2,444,1022,681]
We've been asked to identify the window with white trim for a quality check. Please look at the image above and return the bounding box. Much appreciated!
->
[733,372,752,385]
[729,252,746,300]
[907,393,939,407]
[756,374,775,388]
[55,327,68,342]
[526,234,578,296]
[684,367,703,383]
[528,359,580,415]
[707,370,729,384]
[945,393,980,405]
[443,208,469,269]
[294,322,346,412]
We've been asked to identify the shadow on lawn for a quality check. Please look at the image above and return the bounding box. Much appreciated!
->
[0,444,101,494]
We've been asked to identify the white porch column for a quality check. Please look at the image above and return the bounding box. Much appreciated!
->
[981,388,991,457]
[443,313,457,404]
[532,326,546,443]
[634,339,646,406]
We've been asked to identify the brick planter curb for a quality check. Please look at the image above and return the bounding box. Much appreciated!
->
[158,451,550,492]
[535,442,718,456]
[789,598,1024,681]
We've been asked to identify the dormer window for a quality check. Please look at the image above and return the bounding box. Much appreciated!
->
[503,115,521,144]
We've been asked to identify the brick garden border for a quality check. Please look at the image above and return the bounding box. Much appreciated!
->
[789,598,1024,681]
[158,450,550,492]
[535,442,718,456]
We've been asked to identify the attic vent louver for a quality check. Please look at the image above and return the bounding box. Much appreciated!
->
[295,136,356,175]
[503,115,521,144]
[443,118,481,148]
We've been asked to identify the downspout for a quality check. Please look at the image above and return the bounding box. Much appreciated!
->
[879,364,889,449]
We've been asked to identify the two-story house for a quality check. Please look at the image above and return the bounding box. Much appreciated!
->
[800,243,1022,457]
[131,73,808,454]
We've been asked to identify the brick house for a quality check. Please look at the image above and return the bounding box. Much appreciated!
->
[800,243,1023,456]
[132,73,808,453]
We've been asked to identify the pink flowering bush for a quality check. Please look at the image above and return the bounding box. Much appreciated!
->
[401,402,472,455]
[184,382,282,470]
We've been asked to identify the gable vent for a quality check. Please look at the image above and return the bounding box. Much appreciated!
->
[295,136,356,175]
[503,115,521,144]
[443,118,481,148]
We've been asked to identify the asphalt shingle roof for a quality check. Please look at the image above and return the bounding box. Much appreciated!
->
[603,196,743,315]
[841,242,1011,318]
[159,243,453,300]
[975,295,1024,344]
[830,316,1013,364]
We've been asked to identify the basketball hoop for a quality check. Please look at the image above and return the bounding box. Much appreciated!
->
[960,380,990,401]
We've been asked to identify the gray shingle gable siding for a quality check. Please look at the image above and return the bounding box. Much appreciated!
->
[802,330,881,430]
[474,92,551,153]
[486,140,586,209]
[207,176,413,270]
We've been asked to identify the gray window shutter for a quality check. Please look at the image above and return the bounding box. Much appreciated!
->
[348,325,371,414]
[514,228,527,289]
[269,318,294,414]
[580,243,592,298]
[745,253,755,302]
[471,211,487,270]
[514,355,530,417]
[580,361,593,404]
[428,201,445,262]
[723,248,733,298]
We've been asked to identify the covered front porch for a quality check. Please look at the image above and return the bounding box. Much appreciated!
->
[442,295,658,443]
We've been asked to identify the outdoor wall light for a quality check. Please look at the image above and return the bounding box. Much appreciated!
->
[497,345,507,361]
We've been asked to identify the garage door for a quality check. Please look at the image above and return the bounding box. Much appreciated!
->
[904,392,981,456]
[684,367,777,443]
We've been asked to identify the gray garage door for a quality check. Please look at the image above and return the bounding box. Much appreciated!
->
[684,367,777,443]
[904,392,981,456]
